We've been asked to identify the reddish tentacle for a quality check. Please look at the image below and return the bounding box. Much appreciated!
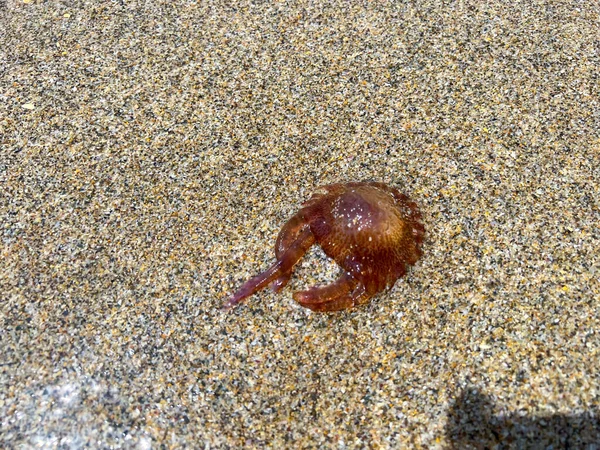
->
[295,277,370,312]
[223,228,315,310]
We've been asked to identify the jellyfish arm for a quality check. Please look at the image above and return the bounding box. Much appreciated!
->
[293,272,370,312]
[269,214,309,293]
[222,223,315,310]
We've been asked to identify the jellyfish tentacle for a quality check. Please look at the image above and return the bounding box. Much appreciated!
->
[293,272,357,304]
[269,214,310,292]
[293,273,371,312]
[223,228,315,310]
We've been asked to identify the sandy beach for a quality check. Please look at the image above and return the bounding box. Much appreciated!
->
[1,0,599,448]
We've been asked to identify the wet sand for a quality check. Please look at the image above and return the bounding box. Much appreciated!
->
[1,0,599,448]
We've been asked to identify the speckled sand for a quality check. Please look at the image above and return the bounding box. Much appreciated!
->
[1,0,599,448]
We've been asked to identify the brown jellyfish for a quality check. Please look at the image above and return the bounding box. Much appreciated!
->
[223,182,425,312]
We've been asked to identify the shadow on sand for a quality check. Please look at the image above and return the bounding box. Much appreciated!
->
[445,387,600,449]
